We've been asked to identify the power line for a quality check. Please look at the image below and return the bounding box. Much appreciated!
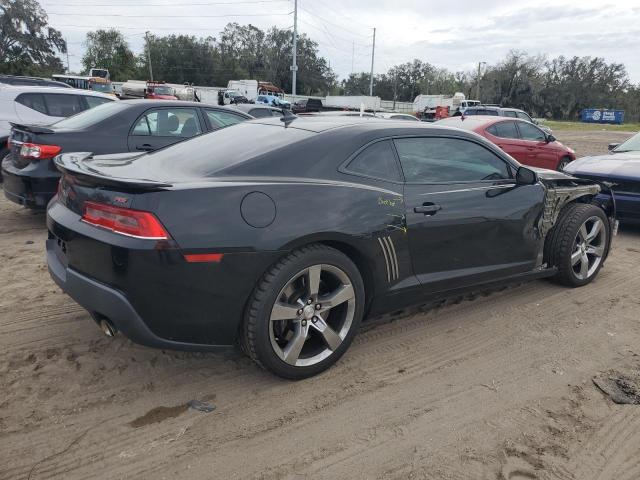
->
[48,11,292,17]
[43,0,286,5]
[298,5,371,39]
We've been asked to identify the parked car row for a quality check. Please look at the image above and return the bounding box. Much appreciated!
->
[0,84,116,167]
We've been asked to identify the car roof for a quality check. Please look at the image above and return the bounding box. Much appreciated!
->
[250,115,463,133]
[232,104,282,113]
[118,99,251,113]
[436,115,508,130]
[0,84,114,99]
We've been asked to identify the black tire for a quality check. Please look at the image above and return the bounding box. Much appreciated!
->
[557,156,571,171]
[546,203,609,287]
[242,244,365,379]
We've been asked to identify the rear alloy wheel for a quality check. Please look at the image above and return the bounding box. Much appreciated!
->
[243,245,364,379]
[557,156,571,171]
[547,203,609,287]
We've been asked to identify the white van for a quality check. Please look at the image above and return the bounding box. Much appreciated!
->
[0,85,115,162]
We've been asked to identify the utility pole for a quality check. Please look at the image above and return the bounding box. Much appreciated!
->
[291,0,298,97]
[351,41,354,74]
[476,61,485,101]
[145,31,153,81]
[369,27,376,96]
[65,38,70,73]
[392,70,398,110]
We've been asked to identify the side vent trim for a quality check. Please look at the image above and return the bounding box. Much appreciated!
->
[378,235,399,282]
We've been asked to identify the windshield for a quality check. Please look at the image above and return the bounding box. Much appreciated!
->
[151,86,173,95]
[614,132,640,152]
[90,83,112,93]
[52,101,127,129]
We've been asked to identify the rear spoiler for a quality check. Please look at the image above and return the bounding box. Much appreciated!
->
[55,152,173,190]
[9,122,55,134]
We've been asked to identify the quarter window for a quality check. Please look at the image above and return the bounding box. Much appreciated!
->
[394,137,510,183]
[84,96,113,109]
[346,140,401,182]
[15,93,47,114]
[205,109,247,128]
[517,122,546,141]
[43,94,85,116]
[132,108,202,137]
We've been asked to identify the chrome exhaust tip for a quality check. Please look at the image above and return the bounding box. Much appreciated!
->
[99,319,117,337]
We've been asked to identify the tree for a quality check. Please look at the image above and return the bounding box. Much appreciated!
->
[0,0,66,76]
[82,29,137,81]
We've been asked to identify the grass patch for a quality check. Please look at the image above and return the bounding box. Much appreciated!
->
[539,120,640,132]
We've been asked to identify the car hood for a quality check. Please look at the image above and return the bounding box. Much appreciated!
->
[563,152,640,179]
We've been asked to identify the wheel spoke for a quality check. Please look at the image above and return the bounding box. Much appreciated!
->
[586,244,604,257]
[307,265,322,298]
[579,253,589,279]
[282,323,309,365]
[270,302,300,321]
[571,248,582,266]
[586,219,603,243]
[578,224,588,242]
[319,284,354,312]
[310,315,342,351]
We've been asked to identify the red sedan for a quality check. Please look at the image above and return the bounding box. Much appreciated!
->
[437,116,575,170]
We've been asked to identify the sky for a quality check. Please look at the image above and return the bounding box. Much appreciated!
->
[41,0,640,85]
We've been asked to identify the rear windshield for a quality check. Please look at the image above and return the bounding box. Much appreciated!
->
[52,101,125,129]
[145,122,313,177]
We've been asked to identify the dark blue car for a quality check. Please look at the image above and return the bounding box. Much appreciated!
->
[564,132,640,224]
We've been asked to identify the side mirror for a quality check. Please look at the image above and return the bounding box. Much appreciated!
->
[608,143,619,151]
[516,166,538,185]
[546,134,556,143]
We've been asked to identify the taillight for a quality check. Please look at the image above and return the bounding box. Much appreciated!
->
[81,201,170,240]
[20,142,62,160]
[6,137,10,149]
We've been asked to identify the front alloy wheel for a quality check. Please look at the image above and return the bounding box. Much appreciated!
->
[571,216,605,281]
[243,244,364,379]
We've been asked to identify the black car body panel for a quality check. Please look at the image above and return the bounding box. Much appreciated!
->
[46,117,613,349]
[2,100,252,208]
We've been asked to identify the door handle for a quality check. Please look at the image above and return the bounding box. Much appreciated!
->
[414,203,441,215]
[136,144,154,151]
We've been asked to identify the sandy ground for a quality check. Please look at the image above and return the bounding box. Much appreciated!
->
[1,129,639,480]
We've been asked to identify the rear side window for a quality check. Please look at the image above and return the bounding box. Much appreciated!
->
[206,109,247,128]
[487,121,519,139]
[43,94,85,116]
[345,140,401,182]
[516,111,532,122]
[503,111,517,118]
[248,108,274,118]
[15,93,47,114]
[132,108,202,137]
[394,137,510,183]
[84,96,113,108]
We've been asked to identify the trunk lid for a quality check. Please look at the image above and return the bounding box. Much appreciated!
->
[56,152,173,216]
[8,123,56,169]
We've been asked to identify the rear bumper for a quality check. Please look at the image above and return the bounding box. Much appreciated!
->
[1,156,59,208]
[46,237,232,351]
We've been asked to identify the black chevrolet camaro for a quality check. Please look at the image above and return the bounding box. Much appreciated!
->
[46,117,615,378]
[3,100,252,208]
